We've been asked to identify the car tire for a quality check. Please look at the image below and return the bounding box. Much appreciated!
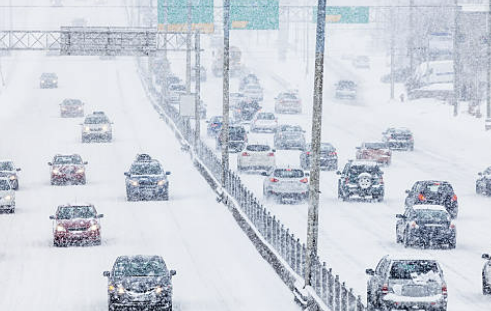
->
[483,274,491,295]
[338,186,346,201]
[403,231,411,248]
[126,193,137,202]
[161,190,169,201]
[448,239,456,249]
[80,178,86,185]
[396,232,402,244]
[366,292,375,311]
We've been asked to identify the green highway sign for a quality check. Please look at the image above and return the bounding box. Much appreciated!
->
[230,0,279,30]
[313,6,369,24]
[158,0,214,33]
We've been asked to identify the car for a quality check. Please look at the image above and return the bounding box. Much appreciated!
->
[232,99,261,123]
[40,72,58,88]
[0,160,21,190]
[242,83,264,102]
[275,91,302,114]
[48,154,88,185]
[356,142,392,166]
[482,253,491,295]
[250,112,278,132]
[366,255,448,311]
[382,127,414,151]
[335,80,357,100]
[337,160,384,202]
[103,255,176,311]
[206,115,223,137]
[237,144,276,173]
[0,178,15,213]
[167,83,186,104]
[262,168,309,203]
[239,73,259,91]
[60,98,84,118]
[230,92,247,109]
[404,181,458,218]
[81,111,113,143]
[274,125,306,150]
[300,143,338,171]
[352,55,370,68]
[49,203,103,247]
[476,166,491,195]
[124,154,171,201]
[216,125,248,153]
[396,205,456,249]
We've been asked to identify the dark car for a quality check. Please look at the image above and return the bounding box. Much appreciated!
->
[81,111,113,143]
[337,160,384,202]
[103,255,176,311]
[40,72,58,88]
[124,154,171,201]
[274,125,306,150]
[482,253,491,295]
[0,160,21,190]
[382,127,414,151]
[404,181,458,218]
[49,203,104,247]
[48,154,88,185]
[476,166,491,196]
[206,115,223,137]
[216,125,248,153]
[300,143,338,171]
[232,99,261,123]
[396,205,456,249]
[60,99,84,118]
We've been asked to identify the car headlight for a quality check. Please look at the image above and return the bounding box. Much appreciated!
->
[84,126,90,132]
[102,125,109,131]
[108,285,115,292]
[129,180,138,186]
[61,107,66,111]
[52,80,57,83]
[89,224,99,231]
[41,80,45,83]
[155,286,163,294]
[56,225,66,232]
[4,195,11,201]
[52,169,60,175]
[117,286,125,295]
[157,180,166,186]
[76,168,85,174]
[9,175,16,180]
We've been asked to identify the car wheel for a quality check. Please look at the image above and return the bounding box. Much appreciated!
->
[127,193,137,202]
[448,239,456,249]
[161,190,169,201]
[366,292,375,311]
[338,186,346,201]
[80,178,86,185]
[403,231,411,248]
[483,274,491,295]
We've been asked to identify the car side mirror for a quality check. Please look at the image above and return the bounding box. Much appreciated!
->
[97,214,104,218]
[365,268,375,276]
[83,161,88,165]
[49,215,55,220]
[124,172,130,177]
[483,253,490,260]
[405,189,410,194]
[103,271,110,277]
[170,269,177,276]
[272,149,276,153]
[47,162,52,166]
[478,172,483,176]
[261,171,269,176]
[16,168,21,171]
[166,171,171,175]
[396,214,405,219]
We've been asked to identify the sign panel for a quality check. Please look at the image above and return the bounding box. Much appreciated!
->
[230,0,279,30]
[158,0,214,33]
[313,6,369,24]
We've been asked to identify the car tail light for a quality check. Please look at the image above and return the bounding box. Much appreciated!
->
[409,135,414,141]
[242,152,250,156]
[345,177,350,183]
[306,151,311,155]
[267,152,275,157]
[442,284,447,298]
[410,221,419,229]
[378,177,384,184]
[418,193,426,201]
[385,151,392,156]
[300,178,308,183]
[329,152,337,156]
[211,123,218,127]
[452,194,458,202]
[382,284,389,295]
[450,221,456,229]
[269,178,279,182]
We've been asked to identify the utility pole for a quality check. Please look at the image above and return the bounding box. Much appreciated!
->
[194,32,201,146]
[161,0,169,103]
[409,0,414,73]
[186,0,192,93]
[221,0,231,187]
[305,0,327,288]
[390,6,395,100]
[453,0,460,116]
[487,0,491,119]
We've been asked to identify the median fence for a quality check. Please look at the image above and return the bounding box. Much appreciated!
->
[136,57,365,311]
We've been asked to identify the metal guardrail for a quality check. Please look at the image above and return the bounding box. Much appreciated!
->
[137,57,365,311]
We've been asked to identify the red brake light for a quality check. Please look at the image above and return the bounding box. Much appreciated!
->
[300,178,308,183]
[410,221,419,229]
[418,193,426,201]
[286,168,291,171]
[450,221,456,229]
[442,284,447,297]
[267,152,275,157]
[306,151,311,155]
[452,194,457,201]
[382,284,389,295]
[269,178,279,182]
[345,177,349,183]
[329,152,337,156]
[242,152,250,156]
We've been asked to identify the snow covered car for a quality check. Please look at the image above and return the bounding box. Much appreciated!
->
[81,111,113,143]
[483,253,491,295]
[49,203,104,247]
[237,144,276,173]
[124,154,171,201]
[60,98,84,118]
[0,160,21,190]
[274,125,306,150]
[216,125,248,153]
[476,166,491,196]
[0,178,15,213]
[242,83,263,102]
[335,80,357,100]
[404,180,458,219]
[352,55,370,69]
[239,73,259,91]
[40,72,58,88]
[167,83,186,104]
[206,115,223,137]
[300,143,338,171]
[230,92,247,109]
[232,99,261,123]
[262,168,309,203]
[356,142,392,166]
[103,255,176,311]
[396,205,456,249]
[48,154,87,185]
[382,127,414,151]
[337,160,384,202]
[366,255,448,311]
[250,112,278,132]
[275,91,302,114]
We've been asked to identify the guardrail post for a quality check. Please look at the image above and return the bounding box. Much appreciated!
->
[335,275,340,311]
[272,216,277,249]
[321,262,328,302]
[328,269,334,309]
[295,238,301,275]
[356,295,364,311]
[348,288,355,311]
[341,282,347,311]
[301,243,307,278]
[289,234,295,269]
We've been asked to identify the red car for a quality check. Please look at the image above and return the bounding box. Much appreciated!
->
[355,142,392,166]
[48,154,87,185]
[49,204,103,247]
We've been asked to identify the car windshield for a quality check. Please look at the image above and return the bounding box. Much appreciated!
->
[337,81,355,89]
[42,73,56,78]
[170,85,185,91]
[257,113,275,120]
[246,145,270,152]
[229,127,246,140]
[114,258,167,277]
[389,260,439,280]
[483,167,491,175]
[281,93,297,100]
[53,156,82,165]
[283,132,303,139]
[349,165,381,175]
[274,169,304,178]
[210,116,223,123]
[422,183,452,195]
[130,162,163,175]
[0,179,10,190]
[63,99,82,105]
[85,116,109,124]
[280,125,302,132]
[365,143,388,149]
[0,162,14,171]
[415,209,449,222]
[57,206,96,219]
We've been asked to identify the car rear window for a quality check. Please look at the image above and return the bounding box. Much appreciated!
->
[274,169,304,178]
[349,165,381,175]
[423,183,452,194]
[0,179,11,190]
[246,145,270,152]
[257,113,275,120]
[54,156,82,165]
[365,143,388,149]
[281,93,297,100]
[390,261,439,279]
[415,209,449,222]
[58,206,96,219]
[85,116,109,124]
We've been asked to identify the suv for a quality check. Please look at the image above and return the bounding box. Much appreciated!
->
[482,253,491,295]
[404,181,458,218]
[206,115,223,137]
[337,160,384,202]
[300,143,338,171]
[366,255,447,311]
[103,255,176,311]
[48,154,88,185]
[275,91,302,114]
[476,166,491,196]
[274,125,306,150]
[0,160,21,190]
[262,168,309,203]
[237,144,275,173]
[0,178,15,213]
[382,127,414,151]
[250,112,278,133]
[124,154,171,201]
[216,125,248,153]
[81,111,113,143]
[60,99,84,118]
[49,204,104,247]
[40,72,58,88]
[396,205,456,249]
[335,80,357,100]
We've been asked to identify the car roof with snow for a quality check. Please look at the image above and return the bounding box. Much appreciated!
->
[410,204,448,212]
[349,160,380,167]
[383,253,438,262]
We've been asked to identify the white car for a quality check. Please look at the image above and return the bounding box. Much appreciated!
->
[81,111,113,143]
[243,84,263,102]
[275,91,302,114]
[237,144,276,173]
[0,160,21,190]
[0,177,15,213]
[250,112,278,132]
[262,168,309,203]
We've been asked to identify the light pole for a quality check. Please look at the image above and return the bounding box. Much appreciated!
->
[221,0,231,187]
[487,0,491,119]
